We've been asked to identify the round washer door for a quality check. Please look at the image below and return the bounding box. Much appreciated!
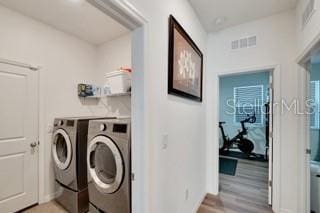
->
[52,129,72,170]
[87,135,124,194]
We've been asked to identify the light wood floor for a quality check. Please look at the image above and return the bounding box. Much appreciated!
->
[20,201,67,213]
[22,157,272,213]
[198,156,273,213]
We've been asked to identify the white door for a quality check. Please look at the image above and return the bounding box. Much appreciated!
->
[0,62,38,212]
[268,74,273,206]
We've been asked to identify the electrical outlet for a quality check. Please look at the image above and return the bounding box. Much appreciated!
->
[162,133,169,150]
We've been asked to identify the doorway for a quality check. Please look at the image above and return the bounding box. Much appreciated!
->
[217,69,273,212]
[299,46,320,213]
[308,52,320,213]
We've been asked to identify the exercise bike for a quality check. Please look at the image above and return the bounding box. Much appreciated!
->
[219,113,256,156]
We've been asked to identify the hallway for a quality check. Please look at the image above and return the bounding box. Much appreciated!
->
[198,158,272,213]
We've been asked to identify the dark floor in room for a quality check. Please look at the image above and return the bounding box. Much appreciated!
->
[198,156,273,213]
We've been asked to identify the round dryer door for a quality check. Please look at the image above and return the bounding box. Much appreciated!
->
[52,129,72,170]
[87,136,124,194]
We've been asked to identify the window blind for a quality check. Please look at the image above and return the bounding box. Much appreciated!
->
[234,85,264,124]
[310,81,320,129]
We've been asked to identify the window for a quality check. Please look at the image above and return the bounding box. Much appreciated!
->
[310,81,320,129]
[234,85,264,125]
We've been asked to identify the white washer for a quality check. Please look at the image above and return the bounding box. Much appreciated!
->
[87,118,131,213]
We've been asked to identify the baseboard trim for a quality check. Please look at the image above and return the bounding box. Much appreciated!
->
[42,191,58,204]
[280,208,292,213]
[193,192,207,213]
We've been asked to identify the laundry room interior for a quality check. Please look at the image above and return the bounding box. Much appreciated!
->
[2,0,320,213]
[0,0,134,211]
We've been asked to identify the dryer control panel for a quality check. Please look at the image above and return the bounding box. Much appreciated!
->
[113,124,127,133]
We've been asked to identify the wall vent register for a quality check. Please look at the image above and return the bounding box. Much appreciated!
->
[231,36,257,50]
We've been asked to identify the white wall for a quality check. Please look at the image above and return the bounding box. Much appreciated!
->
[296,0,320,53]
[206,10,299,213]
[94,34,132,118]
[96,34,132,85]
[0,4,131,201]
[126,0,208,212]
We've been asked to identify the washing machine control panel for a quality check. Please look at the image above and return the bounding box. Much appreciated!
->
[54,119,74,127]
[66,120,75,127]
[113,124,127,133]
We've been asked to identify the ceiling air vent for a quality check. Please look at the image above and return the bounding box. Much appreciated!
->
[240,38,248,48]
[302,0,315,29]
[231,36,257,50]
[248,36,257,47]
[231,40,239,50]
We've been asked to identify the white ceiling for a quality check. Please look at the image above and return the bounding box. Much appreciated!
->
[188,0,297,32]
[0,0,130,45]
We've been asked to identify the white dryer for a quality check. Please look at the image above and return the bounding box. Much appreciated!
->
[87,118,131,213]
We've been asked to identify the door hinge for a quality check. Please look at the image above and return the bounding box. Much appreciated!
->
[306,149,311,155]
[131,173,135,181]
[268,180,272,187]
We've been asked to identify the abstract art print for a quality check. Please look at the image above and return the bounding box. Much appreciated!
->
[168,15,203,102]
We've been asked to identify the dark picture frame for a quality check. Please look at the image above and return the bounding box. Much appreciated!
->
[168,15,203,102]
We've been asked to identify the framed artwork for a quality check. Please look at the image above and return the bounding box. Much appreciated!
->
[168,15,203,102]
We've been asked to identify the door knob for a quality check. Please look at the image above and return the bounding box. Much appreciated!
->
[30,142,37,148]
